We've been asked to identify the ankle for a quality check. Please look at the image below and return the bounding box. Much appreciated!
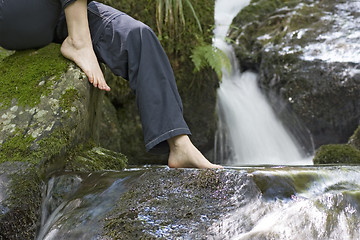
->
[64,35,92,50]
[168,135,189,150]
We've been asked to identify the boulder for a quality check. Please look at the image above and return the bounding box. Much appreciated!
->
[0,44,127,239]
[229,0,360,149]
[313,144,360,164]
[0,44,101,164]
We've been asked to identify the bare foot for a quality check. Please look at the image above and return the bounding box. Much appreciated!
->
[168,135,223,169]
[60,36,110,91]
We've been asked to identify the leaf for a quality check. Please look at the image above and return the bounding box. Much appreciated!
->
[190,44,231,80]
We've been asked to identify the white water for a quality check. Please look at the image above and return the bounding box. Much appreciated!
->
[214,0,313,165]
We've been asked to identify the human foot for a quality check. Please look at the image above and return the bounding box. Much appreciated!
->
[60,36,110,91]
[168,135,223,169]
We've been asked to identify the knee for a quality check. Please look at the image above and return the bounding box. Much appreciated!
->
[127,20,157,43]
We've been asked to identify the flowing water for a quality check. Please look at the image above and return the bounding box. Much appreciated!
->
[35,166,360,239]
[214,0,313,166]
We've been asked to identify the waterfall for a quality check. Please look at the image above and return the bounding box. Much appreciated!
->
[214,0,313,166]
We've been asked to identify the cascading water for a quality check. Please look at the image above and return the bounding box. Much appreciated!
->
[214,0,313,166]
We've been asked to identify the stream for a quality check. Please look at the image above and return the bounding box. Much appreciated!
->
[35,166,360,239]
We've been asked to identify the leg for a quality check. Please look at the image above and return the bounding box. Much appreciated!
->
[55,2,222,168]
[60,0,110,91]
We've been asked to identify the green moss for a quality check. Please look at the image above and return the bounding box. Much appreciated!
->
[65,146,127,172]
[0,130,35,163]
[0,47,15,62]
[313,144,360,164]
[0,127,71,165]
[59,87,80,112]
[0,43,69,109]
[349,125,360,150]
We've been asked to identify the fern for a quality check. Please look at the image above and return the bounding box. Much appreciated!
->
[191,44,231,80]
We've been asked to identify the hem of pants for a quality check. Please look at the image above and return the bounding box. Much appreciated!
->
[145,128,191,154]
[62,0,92,9]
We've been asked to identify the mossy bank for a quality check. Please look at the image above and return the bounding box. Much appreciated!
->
[0,43,127,239]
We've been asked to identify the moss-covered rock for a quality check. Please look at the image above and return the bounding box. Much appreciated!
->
[349,125,360,150]
[65,146,127,172]
[0,43,128,239]
[0,44,106,165]
[229,0,360,148]
[313,144,360,164]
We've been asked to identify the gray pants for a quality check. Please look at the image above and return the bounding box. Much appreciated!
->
[0,0,191,153]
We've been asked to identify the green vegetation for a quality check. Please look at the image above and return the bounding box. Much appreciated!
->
[191,43,231,79]
[65,146,127,172]
[156,0,202,36]
[0,128,69,164]
[155,0,231,79]
[349,125,360,150]
[313,144,360,164]
[0,130,35,163]
[0,47,14,62]
[59,87,80,112]
[0,44,69,109]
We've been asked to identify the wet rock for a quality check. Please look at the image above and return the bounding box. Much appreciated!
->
[229,0,360,148]
[0,162,42,239]
[36,166,360,239]
[102,168,259,239]
[36,168,260,239]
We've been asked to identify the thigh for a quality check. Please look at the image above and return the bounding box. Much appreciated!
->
[0,0,61,50]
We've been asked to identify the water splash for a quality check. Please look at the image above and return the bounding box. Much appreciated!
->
[214,0,313,165]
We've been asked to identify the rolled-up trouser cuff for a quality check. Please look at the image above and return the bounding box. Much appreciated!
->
[61,0,92,9]
[145,128,192,154]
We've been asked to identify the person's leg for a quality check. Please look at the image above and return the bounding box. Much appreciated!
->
[60,0,110,91]
[55,2,222,168]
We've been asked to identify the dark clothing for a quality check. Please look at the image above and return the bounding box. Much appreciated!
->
[0,0,191,153]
